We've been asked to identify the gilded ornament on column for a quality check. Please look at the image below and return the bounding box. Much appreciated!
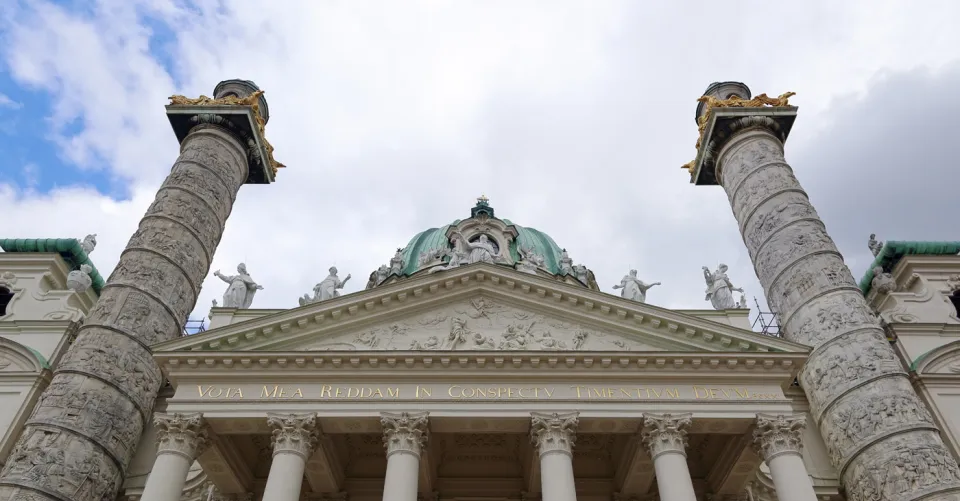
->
[752,413,806,462]
[530,411,579,456]
[381,411,430,457]
[155,412,211,460]
[267,412,321,459]
[641,413,692,459]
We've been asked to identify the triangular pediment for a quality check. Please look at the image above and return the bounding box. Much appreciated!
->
[155,264,808,355]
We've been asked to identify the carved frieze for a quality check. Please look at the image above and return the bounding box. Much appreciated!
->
[782,291,878,349]
[155,413,211,460]
[640,413,691,459]
[305,297,642,352]
[162,163,235,223]
[752,413,805,461]
[125,217,211,291]
[83,287,181,347]
[799,329,903,419]
[381,411,429,457]
[144,188,225,258]
[530,411,578,457]
[176,130,249,187]
[719,135,786,196]
[845,431,960,501]
[767,253,858,324]
[740,192,818,255]
[107,250,196,325]
[267,413,321,460]
[731,165,802,235]
[751,221,839,292]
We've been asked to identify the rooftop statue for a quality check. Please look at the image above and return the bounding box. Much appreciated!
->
[389,248,405,276]
[613,269,660,304]
[456,231,499,264]
[516,246,545,275]
[868,233,884,257]
[429,238,469,274]
[214,263,264,309]
[80,234,97,255]
[871,266,898,295]
[703,264,743,310]
[558,249,574,275]
[66,264,93,293]
[301,266,351,305]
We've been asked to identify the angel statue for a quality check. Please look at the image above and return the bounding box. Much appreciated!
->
[613,269,661,304]
[214,263,264,309]
[868,233,884,257]
[455,231,498,264]
[703,264,743,310]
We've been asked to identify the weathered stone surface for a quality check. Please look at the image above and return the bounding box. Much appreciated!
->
[713,125,960,499]
[0,116,253,501]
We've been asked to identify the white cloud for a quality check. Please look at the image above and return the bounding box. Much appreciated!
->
[3,0,960,329]
[0,93,21,109]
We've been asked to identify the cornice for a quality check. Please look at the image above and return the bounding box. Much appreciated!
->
[155,350,806,382]
[156,264,809,355]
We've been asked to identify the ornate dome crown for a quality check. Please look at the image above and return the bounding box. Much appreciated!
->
[364,197,599,290]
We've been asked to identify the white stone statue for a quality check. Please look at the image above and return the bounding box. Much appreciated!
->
[66,264,93,293]
[456,232,498,264]
[868,233,883,257]
[428,238,469,274]
[703,264,743,310]
[516,246,544,275]
[214,263,263,309]
[315,266,351,302]
[612,270,660,303]
[573,264,590,285]
[80,234,97,255]
[871,266,898,294]
[389,248,405,275]
[736,293,748,309]
[559,249,574,275]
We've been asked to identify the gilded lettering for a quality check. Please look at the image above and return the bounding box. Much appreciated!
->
[226,388,243,399]
[543,387,554,397]
[735,388,750,398]
[335,388,343,397]
[373,388,384,398]
[415,386,432,399]
[571,385,584,398]
[320,385,332,397]
[620,388,633,398]
[648,388,661,398]
[388,387,399,398]
[292,388,303,398]
[664,388,679,399]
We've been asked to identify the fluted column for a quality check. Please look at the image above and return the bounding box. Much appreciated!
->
[141,413,210,501]
[381,412,430,501]
[752,414,816,501]
[686,82,960,501]
[0,81,277,501]
[530,412,579,501]
[262,413,321,501]
[641,413,696,501]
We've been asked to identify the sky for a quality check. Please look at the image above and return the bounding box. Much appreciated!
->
[1,0,959,331]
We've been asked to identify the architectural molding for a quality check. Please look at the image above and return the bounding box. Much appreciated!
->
[640,413,692,459]
[381,411,429,458]
[752,413,805,461]
[530,411,579,457]
[267,412,321,459]
[155,412,211,460]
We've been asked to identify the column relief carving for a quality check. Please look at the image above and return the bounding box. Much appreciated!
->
[641,413,691,459]
[530,411,579,457]
[267,413,321,460]
[155,412,211,460]
[752,413,804,462]
[381,411,429,458]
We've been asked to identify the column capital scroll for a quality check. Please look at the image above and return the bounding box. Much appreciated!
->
[530,411,579,457]
[752,413,806,462]
[267,412,321,460]
[641,413,692,459]
[381,411,430,458]
[154,412,211,460]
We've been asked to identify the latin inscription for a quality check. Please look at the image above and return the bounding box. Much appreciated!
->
[193,384,782,401]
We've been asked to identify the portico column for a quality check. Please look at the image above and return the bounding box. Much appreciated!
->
[641,413,696,501]
[381,412,430,501]
[262,413,321,501]
[752,414,816,501]
[141,413,210,501]
[685,81,960,500]
[530,412,579,501]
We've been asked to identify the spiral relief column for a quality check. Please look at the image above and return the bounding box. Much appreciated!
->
[0,79,279,501]
[685,82,960,501]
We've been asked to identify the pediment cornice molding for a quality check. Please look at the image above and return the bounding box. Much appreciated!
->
[155,264,809,355]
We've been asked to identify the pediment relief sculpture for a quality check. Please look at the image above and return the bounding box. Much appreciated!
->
[303,297,644,352]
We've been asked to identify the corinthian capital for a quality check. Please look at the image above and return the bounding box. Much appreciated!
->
[267,412,321,459]
[154,412,211,460]
[641,413,692,459]
[530,411,579,457]
[752,413,805,461]
[381,411,430,457]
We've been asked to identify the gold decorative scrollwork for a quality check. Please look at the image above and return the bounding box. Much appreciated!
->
[681,91,796,172]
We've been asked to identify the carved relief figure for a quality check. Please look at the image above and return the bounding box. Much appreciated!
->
[516,246,545,275]
[613,270,660,303]
[457,232,499,264]
[428,238,469,274]
[703,264,743,310]
[559,249,574,275]
[868,233,884,257]
[214,263,263,309]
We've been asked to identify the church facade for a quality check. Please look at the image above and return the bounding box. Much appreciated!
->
[0,80,958,501]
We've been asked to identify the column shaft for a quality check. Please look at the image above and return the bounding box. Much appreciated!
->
[641,413,696,501]
[381,412,429,501]
[262,413,321,501]
[752,414,815,501]
[709,112,960,501]
[141,454,194,501]
[530,412,579,501]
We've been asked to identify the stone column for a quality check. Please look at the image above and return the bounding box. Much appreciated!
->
[530,412,579,501]
[261,413,321,501]
[381,412,430,501]
[640,413,696,501]
[686,82,960,501]
[141,413,211,501]
[752,414,816,501]
[0,80,277,501]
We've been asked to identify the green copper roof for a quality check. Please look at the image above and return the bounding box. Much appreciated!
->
[503,219,564,275]
[0,238,105,294]
[399,222,460,276]
[859,240,960,296]
[26,346,50,370]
